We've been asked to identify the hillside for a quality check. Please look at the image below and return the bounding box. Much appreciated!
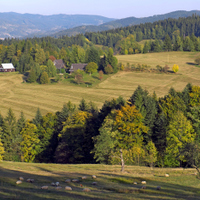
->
[0,12,115,38]
[51,10,200,37]
[0,162,199,200]
[0,52,200,119]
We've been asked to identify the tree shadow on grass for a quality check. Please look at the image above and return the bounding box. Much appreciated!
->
[186,62,197,66]
[0,166,113,200]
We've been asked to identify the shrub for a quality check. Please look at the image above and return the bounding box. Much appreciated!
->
[104,64,113,74]
[40,71,50,84]
[172,64,179,73]
[195,56,200,65]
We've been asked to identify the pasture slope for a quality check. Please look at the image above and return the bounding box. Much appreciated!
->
[0,161,200,199]
[0,51,200,119]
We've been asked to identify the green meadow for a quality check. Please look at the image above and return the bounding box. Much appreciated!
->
[0,52,200,119]
[0,161,199,200]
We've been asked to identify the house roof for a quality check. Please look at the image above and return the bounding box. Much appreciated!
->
[53,59,65,69]
[69,63,88,72]
[1,63,15,69]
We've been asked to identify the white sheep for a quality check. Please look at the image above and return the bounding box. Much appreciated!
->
[92,175,96,179]
[72,179,79,183]
[41,186,48,189]
[55,182,59,186]
[65,186,72,191]
[141,181,146,184]
[83,188,91,192]
[165,174,169,177]
[82,176,87,180]
[16,180,22,184]
[133,182,137,185]
[19,177,24,181]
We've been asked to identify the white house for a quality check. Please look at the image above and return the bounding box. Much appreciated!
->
[0,63,15,72]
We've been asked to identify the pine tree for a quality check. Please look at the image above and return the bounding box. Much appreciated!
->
[33,108,42,126]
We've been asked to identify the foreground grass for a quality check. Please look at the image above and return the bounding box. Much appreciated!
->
[0,162,199,200]
[1,52,200,119]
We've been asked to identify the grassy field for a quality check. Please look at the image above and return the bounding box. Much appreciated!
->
[1,51,200,119]
[0,161,199,200]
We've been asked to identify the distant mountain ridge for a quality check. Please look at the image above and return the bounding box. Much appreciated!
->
[0,10,200,39]
[0,12,115,38]
[51,10,200,37]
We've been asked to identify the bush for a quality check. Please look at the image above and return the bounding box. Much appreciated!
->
[172,64,179,73]
[195,56,200,65]
[104,64,113,74]
[40,71,50,84]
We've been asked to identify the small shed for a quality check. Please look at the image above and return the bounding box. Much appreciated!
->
[69,63,88,73]
[0,63,15,72]
[53,59,66,70]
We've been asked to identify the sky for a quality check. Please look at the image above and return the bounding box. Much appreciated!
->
[1,0,200,19]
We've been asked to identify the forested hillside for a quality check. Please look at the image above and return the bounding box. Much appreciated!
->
[0,84,200,171]
[51,10,200,37]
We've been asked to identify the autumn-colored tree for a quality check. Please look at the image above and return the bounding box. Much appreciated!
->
[145,141,158,168]
[85,62,98,75]
[189,85,200,107]
[99,70,104,80]
[20,122,40,162]
[172,64,179,73]
[0,128,5,161]
[93,105,148,172]
[166,111,195,167]
[49,55,56,61]
[40,71,50,84]
[55,111,92,163]
[104,64,113,74]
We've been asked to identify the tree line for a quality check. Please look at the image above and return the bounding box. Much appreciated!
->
[0,84,200,172]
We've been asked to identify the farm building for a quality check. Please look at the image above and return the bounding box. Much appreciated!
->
[0,63,15,72]
[69,63,88,73]
[53,59,66,70]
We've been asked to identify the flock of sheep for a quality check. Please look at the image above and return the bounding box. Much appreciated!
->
[16,175,98,192]
[16,174,170,192]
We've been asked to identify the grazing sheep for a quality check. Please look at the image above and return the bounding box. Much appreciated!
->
[55,182,59,186]
[56,186,62,190]
[83,188,91,192]
[133,182,137,185]
[41,186,48,189]
[165,174,169,177]
[156,186,161,190]
[65,186,72,191]
[27,178,34,183]
[92,175,96,179]
[19,177,24,181]
[92,182,97,185]
[82,176,87,180]
[141,181,146,184]
[16,180,22,185]
[51,182,56,186]
[65,179,71,183]
[141,186,146,189]
[72,179,79,183]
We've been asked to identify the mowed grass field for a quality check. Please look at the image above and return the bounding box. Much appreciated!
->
[0,161,200,200]
[1,51,200,119]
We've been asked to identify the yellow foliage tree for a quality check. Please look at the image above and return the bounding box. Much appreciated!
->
[172,64,179,73]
